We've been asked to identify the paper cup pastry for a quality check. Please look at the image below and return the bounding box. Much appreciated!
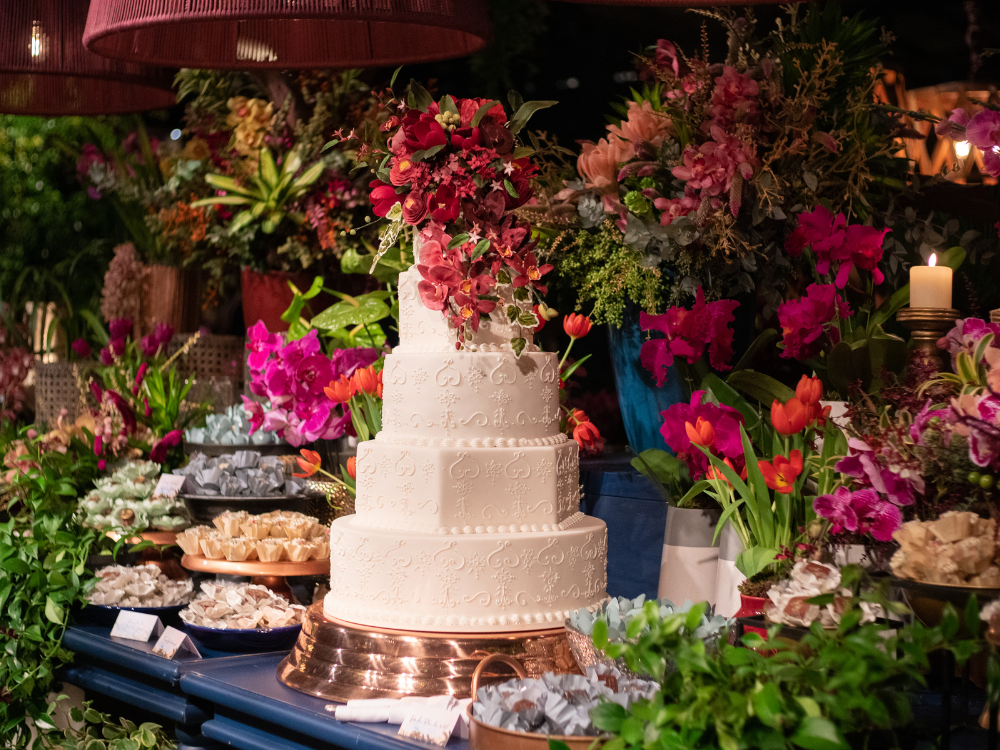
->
[239,519,273,540]
[200,535,225,559]
[222,538,259,562]
[213,510,247,537]
[310,537,330,560]
[284,539,316,562]
[255,538,286,562]
[175,527,204,556]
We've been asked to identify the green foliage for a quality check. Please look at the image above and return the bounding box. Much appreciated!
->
[45,701,174,750]
[547,223,664,326]
[0,429,103,744]
[0,116,119,354]
[591,593,980,750]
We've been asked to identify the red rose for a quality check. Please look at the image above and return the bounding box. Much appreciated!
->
[389,156,416,186]
[402,191,428,225]
[426,184,460,222]
[459,98,507,128]
[450,127,480,150]
[369,179,402,217]
[405,115,447,152]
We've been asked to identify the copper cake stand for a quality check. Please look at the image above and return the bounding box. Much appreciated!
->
[180,554,328,602]
[277,602,580,702]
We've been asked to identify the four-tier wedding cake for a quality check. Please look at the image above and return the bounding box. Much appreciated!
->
[324,266,608,633]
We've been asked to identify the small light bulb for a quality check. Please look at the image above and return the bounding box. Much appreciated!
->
[955,140,971,159]
[170,129,182,141]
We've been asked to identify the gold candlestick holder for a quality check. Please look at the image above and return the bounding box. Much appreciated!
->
[896,307,959,370]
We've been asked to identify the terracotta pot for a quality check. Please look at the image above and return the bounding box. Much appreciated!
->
[142,265,199,336]
[241,267,331,333]
[735,593,767,618]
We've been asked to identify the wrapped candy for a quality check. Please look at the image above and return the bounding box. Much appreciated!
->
[472,665,658,737]
[184,404,280,447]
[179,581,307,630]
[892,512,999,586]
[77,461,191,533]
[88,564,194,608]
[174,451,303,497]
[765,561,878,628]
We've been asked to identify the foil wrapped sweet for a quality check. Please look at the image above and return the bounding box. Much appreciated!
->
[172,451,306,497]
[764,561,878,628]
[78,461,191,532]
[88,564,194,608]
[891,512,1000,587]
[184,404,279,446]
[472,665,658,736]
[179,581,306,630]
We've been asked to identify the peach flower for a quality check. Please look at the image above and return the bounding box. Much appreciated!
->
[607,100,671,148]
[577,136,631,193]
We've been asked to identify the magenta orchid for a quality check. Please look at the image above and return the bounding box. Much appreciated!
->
[659,390,744,480]
[813,486,902,542]
[776,283,851,361]
[244,326,380,446]
[638,288,739,387]
[937,317,1000,369]
[785,206,890,288]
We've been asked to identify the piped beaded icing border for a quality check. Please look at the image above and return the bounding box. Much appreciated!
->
[373,432,569,448]
[392,344,541,354]
[351,511,586,537]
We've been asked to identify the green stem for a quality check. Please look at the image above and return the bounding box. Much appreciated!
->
[558,337,576,371]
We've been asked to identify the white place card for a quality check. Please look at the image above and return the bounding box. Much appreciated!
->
[110,611,164,642]
[398,705,462,747]
[152,626,201,659]
[153,473,187,498]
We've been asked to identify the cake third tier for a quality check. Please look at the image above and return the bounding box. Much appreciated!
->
[380,350,562,443]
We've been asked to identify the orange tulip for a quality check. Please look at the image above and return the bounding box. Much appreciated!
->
[795,375,823,407]
[353,365,379,396]
[758,450,803,494]
[771,397,809,436]
[706,457,747,485]
[808,402,832,429]
[572,419,605,455]
[345,455,357,480]
[684,417,715,448]
[563,313,593,340]
[294,449,322,478]
[324,374,354,404]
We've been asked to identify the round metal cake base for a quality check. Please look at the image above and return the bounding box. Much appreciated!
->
[277,602,581,702]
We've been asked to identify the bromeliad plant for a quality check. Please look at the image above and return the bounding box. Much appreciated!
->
[584,581,980,750]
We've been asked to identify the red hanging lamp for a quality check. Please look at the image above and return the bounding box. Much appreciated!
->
[83,0,492,70]
[550,0,793,5]
[0,0,175,115]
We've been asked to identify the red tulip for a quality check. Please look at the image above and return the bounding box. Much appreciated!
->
[353,366,379,396]
[771,397,809,436]
[563,313,593,340]
[294,449,322,478]
[758,450,803,494]
[346,456,357,480]
[706,457,747,485]
[795,375,823,407]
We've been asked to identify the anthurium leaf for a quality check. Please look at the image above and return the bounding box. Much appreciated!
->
[726,370,796,407]
[508,100,558,134]
[311,296,391,330]
[471,100,501,127]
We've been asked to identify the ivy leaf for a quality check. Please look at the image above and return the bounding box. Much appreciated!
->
[44,596,64,625]
[510,337,527,358]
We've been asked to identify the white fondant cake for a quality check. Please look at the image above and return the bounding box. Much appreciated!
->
[324,267,608,633]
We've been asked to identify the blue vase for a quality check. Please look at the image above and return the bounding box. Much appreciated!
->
[607,305,684,454]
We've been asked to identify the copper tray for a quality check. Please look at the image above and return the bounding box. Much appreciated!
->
[277,603,580,702]
[180,553,328,577]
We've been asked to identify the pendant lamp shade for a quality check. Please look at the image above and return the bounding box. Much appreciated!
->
[0,0,175,115]
[551,0,794,4]
[83,0,492,70]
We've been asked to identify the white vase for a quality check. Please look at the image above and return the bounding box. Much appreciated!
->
[713,521,746,617]
[657,506,721,606]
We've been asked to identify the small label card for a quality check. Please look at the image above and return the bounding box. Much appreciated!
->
[398,705,462,747]
[152,626,201,659]
[110,611,164,643]
[153,473,187,499]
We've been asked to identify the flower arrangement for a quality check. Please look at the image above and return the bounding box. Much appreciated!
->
[533,4,919,327]
[242,321,379,446]
[86,318,210,469]
[347,80,561,354]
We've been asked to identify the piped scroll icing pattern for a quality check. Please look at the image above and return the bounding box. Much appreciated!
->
[325,516,608,632]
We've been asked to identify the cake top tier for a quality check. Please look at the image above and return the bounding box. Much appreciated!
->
[396,266,537,354]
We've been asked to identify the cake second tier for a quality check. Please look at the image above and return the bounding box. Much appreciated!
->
[325,515,608,633]
[353,438,581,534]
[381,350,561,443]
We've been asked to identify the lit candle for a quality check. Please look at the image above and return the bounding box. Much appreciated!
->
[909,253,952,309]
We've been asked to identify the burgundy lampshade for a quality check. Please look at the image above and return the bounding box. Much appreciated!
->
[552,0,794,4]
[0,0,175,115]
[83,0,492,70]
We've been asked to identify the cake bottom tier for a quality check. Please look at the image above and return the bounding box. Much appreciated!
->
[324,515,608,633]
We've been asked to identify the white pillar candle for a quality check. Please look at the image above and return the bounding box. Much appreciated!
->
[910,253,952,309]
